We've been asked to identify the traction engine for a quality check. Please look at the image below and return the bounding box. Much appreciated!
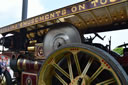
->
[0,0,128,85]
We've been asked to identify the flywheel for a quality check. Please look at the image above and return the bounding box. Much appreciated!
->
[43,23,81,57]
[38,44,128,85]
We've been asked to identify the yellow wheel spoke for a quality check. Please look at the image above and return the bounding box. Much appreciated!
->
[67,56,74,80]
[90,65,104,82]
[53,63,70,79]
[0,74,6,85]
[73,53,81,75]
[54,72,68,85]
[96,78,115,85]
[82,57,94,75]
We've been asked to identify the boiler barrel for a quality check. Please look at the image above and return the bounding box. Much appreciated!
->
[10,59,42,72]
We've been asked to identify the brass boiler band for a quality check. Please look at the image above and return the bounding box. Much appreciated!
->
[10,59,42,72]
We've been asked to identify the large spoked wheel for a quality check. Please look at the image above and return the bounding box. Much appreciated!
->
[0,70,12,85]
[38,44,128,85]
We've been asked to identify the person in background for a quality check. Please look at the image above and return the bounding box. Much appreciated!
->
[0,56,7,75]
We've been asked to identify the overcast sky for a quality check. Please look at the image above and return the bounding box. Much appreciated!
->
[0,0,128,49]
[0,0,83,27]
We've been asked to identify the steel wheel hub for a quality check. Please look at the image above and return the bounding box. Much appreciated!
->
[69,75,90,85]
[53,35,68,49]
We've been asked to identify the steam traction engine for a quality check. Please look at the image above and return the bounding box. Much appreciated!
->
[0,0,128,84]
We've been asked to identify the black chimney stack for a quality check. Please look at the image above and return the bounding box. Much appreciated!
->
[22,0,28,20]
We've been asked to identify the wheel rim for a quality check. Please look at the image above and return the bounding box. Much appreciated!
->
[38,44,127,85]
[0,74,6,85]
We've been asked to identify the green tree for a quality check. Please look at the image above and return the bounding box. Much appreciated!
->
[113,47,123,55]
